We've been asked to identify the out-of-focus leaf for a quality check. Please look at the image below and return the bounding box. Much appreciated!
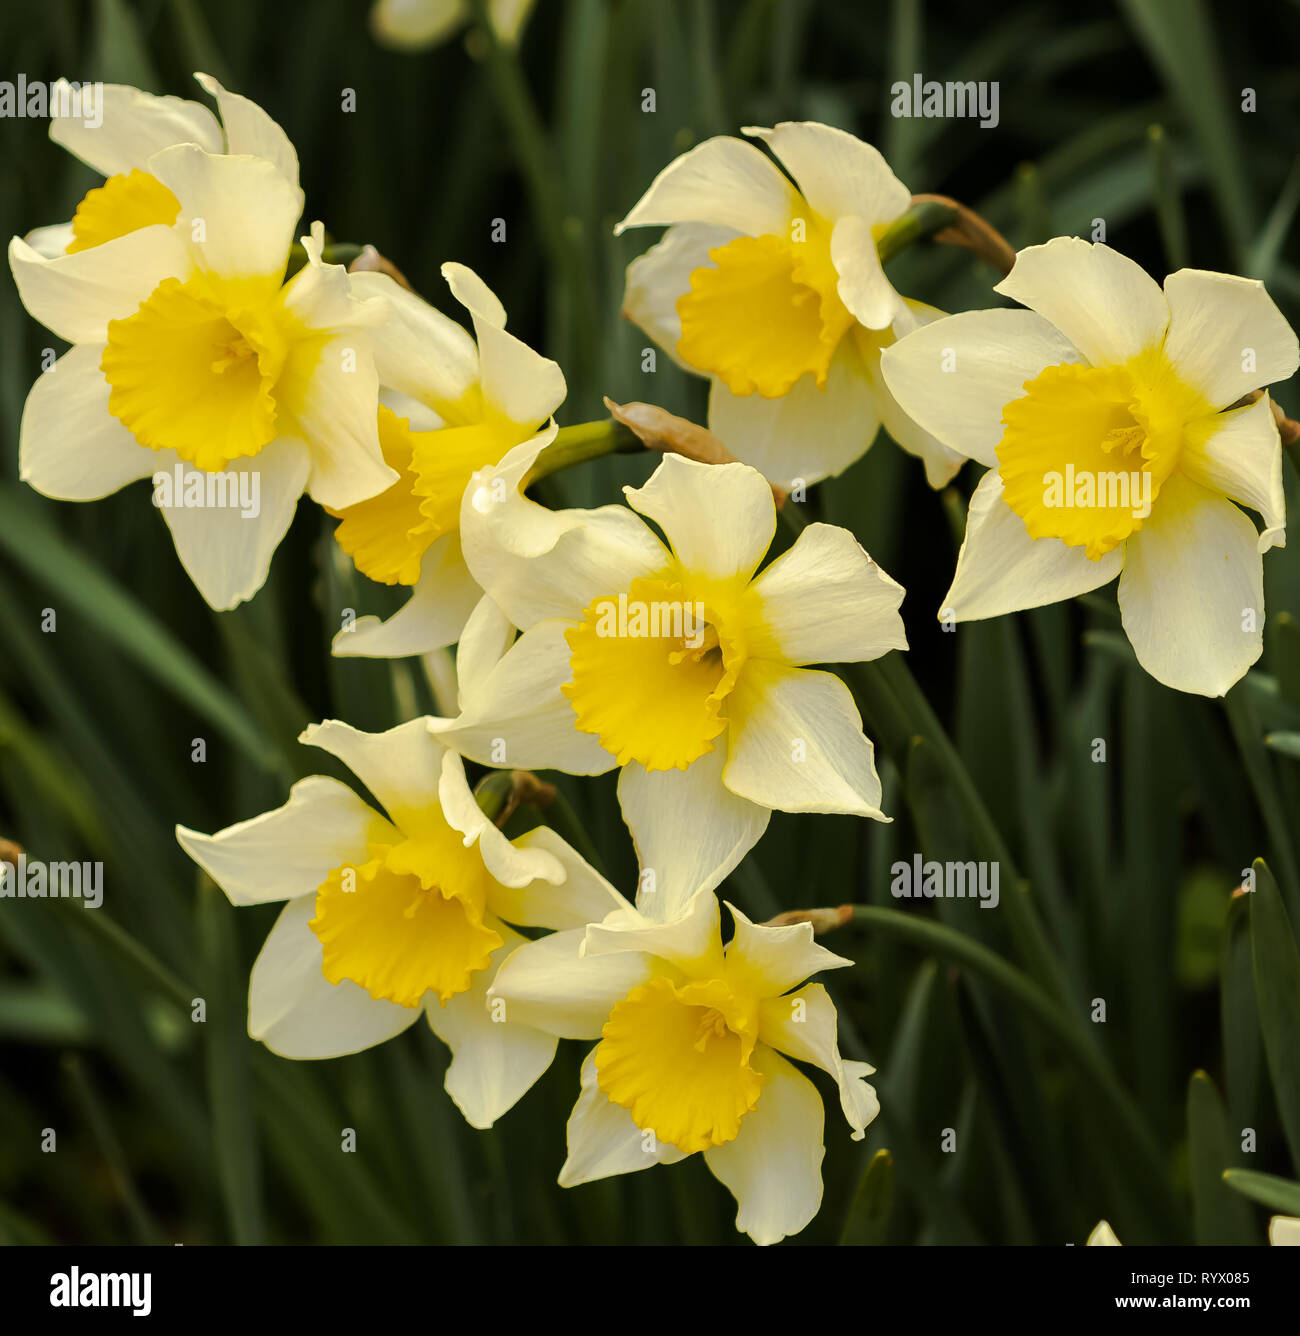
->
[1221,1168,1300,1217]
[839,1148,894,1245]
[1249,858,1300,1173]
[1187,1071,1258,1244]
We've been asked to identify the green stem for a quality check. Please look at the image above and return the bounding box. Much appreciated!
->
[876,199,961,266]
[527,419,644,485]
[847,905,1183,1239]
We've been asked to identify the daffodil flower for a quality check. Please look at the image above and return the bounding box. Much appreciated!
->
[328,263,565,659]
[881,237,1300,696]
[21,73,300,259]
[371,0,534,50]
[176,718,620,1126]
[431,448,906,918]
[617,121,963,489]
[489,887,878,1245]
[1086,1219,1121,1245]
[11,139,396,609]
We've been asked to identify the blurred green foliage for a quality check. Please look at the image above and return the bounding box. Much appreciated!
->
[3,0,1300,1245]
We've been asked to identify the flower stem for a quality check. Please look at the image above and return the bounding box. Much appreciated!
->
[526,419,644,486]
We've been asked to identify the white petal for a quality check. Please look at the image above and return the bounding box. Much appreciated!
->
[193,73,299,187]
[1118,473,1264,696]
[176,775,392,906]
[615,135,801,237]
[424,923,557,1128]
[758,982,878,1137]
[49,80,221,176]
[707,337,884,487]
[1180,395,1286,552]
[942,470,1123,621]
[490,927,649,1040]
[995,237,1169,366]
[248,896,418,1058]
[22,222,75,259]
[559,1050,689,1185]
[581,882,726,973]
[454,594,516,701]
[1087,1220,1121,1246]
[616,749,770,922]
[726,904,854,998]
[442,261,566,427]
[723,662,885,818]
[147,143,302,282]
[157,440,310,611]
[347,271,481,416]
[879,308,1082,469]
[154,440,307,611]
[18,343,156,500]
[1269,1215,1300,1246]
[703,1046,825,1245]
[831,214,904,329]
[331,535,482,659]
[1162,268,1300,409]
[460,435,669,628]
[746,522,907,665]
[299,717,447,832]
[622,221,738,369]
[371,0,465,48]
[437,749,566,889]
[743,122,910,227]
[624,454,775,582]
[428,620,616,774]
[858,308,967,487]
[9,225,192,345]
[489,824,627,931]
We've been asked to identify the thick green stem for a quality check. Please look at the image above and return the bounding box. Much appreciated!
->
[876,199,961,265]
[527,420,644,485]
[847,905,1182,1239]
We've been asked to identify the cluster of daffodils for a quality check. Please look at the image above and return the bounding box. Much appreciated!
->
[12,72,1299,1244]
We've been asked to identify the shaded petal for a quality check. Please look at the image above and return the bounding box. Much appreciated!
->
[703,1046,824,1245]
[745,522,906,665]
[424,923,558,1128]
[193,72,299,187]
[995,237,1169,366]
[1118,473,1263,696]
[1180,395,1285,552]
[459,435,669,629]
[581,883,725,974]
[299,717,447,833]
[331,534,482,659]
[880,308,1082,469]
[707,336,883,488]
[622,221,739,370]
[1162,268,1299,409]
[757,982,878,1137]
[743,122,910,227]
[830,213,904,329]
[624,454,775,583]
[490,927,649,1040]
[726,904,853,998]
[248,896,419,1058]
[429,620,617,775]
[942,470,1123,621]
[723,662,885,818]
[488,824,627,931]
[559,1049,690,1185]
[176,775,393,906]
[616,748,770,921]
[615,136,801,237]
[9,225,192,345]
[49,79,221,176]
[157,439,310,611]
[18,343,156,500]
